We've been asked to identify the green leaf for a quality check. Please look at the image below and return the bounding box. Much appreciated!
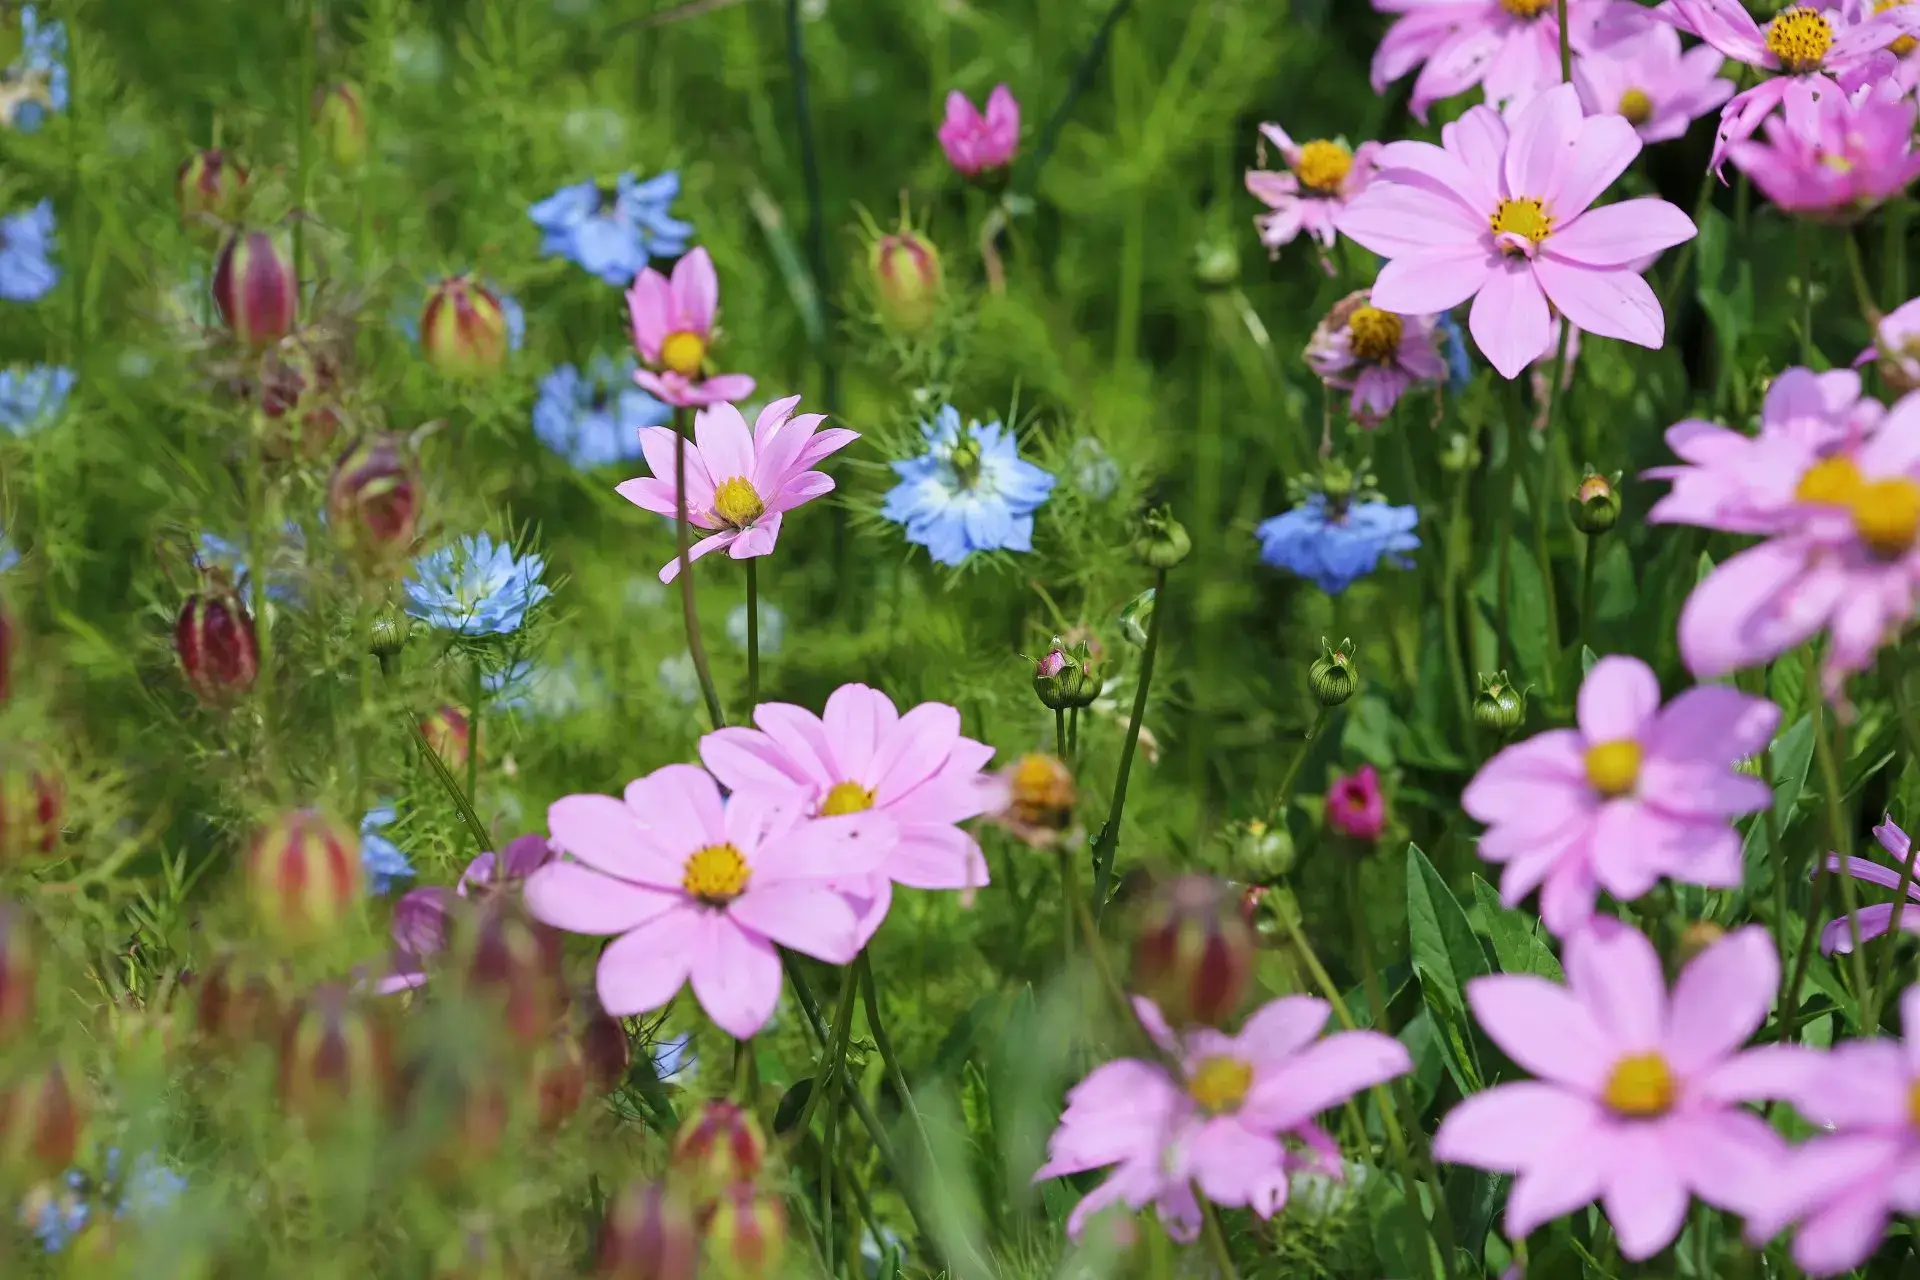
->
[1471,874,1563,981]
[1581,645,1599,676]
[1734,715,1814,915]
[1406,843,1488,1094]
[1474,543,1549,688]
[772,1077,815,1136]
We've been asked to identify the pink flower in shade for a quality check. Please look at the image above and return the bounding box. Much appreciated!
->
[938,84,1020,179]
[523,764,897,1040]
[1303,291,1446,424]
[615,396,858,584]
[1033,994,1412,1240]
[1729,77,1920,221]
[1245,125,1382,254]
[1325,765,1386,841]
[1859,295,1920,393]
[698,683,998,949]
[1336,84,1697,380]
[1433,922,1811,1260]
[625,247,756,408]
[373,836,558,994]
[1816,814,1920,955]
[1679,390,1920,698]
[1645,367,1886,535]
[1369,0,1629,122]
[1461,655,1779,936]
[1572,22,1735,144]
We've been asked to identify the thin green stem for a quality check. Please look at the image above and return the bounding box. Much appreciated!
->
[1814,701,1872,1020]
[1055,707,1068,758]
[294,0,314,306]
[1065,848,1140,1036]
[1493,394,1519,672]
[856,954,940,1196]
[671,407,726,729]
[1057,845,1078,968]
[1529,325,1572,693]
[1197,1195,1241,1279]
[789,968,859,1145]
[1844,228,1880,324]
[1275,707,1330,815]
[466,654,482,809]
[1068,706,1080,764]
[1797,220,1817,366]
[1555,0,1572,80]
[386,661,491,853]
[1018,0,1137,194]
[1868,668,1920,1030]
[745,558,760,708]
[1091,566,1168,919]
[784,0,837,413]
[1762,743,1787,958]
[1579,532,1599,655]
[1443,428,1477,733]
[1658,164,1718,314]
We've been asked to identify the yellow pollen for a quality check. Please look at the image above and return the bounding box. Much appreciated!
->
[1851,478,1920,557]
[819,781,875,816]
[660,330,707,378]
[1187,1056,1254,1114]
[1603,1052,1676,1118]
[711,477,765,528]
[1348,305,1404,363]
[1294,140,1354,194]
[1490,198,1553,251]
[1795,456,1864,507]
[1878,0,1917,56]
[1908,1078,1920,1128]
[1498,0,1553,15]
[1765,7,1834,71]
[1618,88,1653,125]
[1584,739,1642,799]
[682,843,750,903]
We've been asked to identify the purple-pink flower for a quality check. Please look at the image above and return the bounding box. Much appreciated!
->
[1572,21,1735,143]
[1369,0,1623,122]
[1817,814,1920,955]
[1325,764,1386,841]
[1729,78,1920,221]
[1860,295,1920,393]
[1245,124,1381,255]
[1433,922,1808,1260]
[616,395,857,584]
[938,84,1020,180]
[524,763,897,1039]
[374,836,557,994]
[1303,291,1445,424]
[1033,994,1411,1240]
[626,247,756,408]
[1337,84,1696,380]
[1462,654,1778,936]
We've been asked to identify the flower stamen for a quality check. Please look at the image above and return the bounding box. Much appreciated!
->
[1584,740,1642,798]
[1295,140,1354,194]
[711,477,766,528]
[1851,478,1920,558]
[1877,0,1916,56]
[683,843,750,904]
[1765,6,1834,71]
[1603,1052,1675,1118]
[1618,88,1653,125]
[820,781,875,816]
[1796,456,1864,507]
[1187,1056,1254,1114]
[1348,306,1404,362]
[1498,0,1553,16]
[660,331,706,378]
[1490,198,1553,255]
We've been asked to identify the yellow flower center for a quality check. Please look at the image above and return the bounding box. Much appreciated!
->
[819,781,875,816]
[1766,6,1834,71]
[1294,140,1354,194]
[1490,198,1553,252]
[1187,1056,1254,1114]
[660,330,707,378]
[1852,478,1920,557]
[1796,456,1864,506]
[1584,739,1642,798]
[682,843,750,904]
[1348,305,1404,363]
[1618,88,1653,125]
[1878,0,1917,56]
[1907,1078,1920,1128]
[1498,0,1553,16]
[711,477,765,528]
[1603,1052,1676,1118]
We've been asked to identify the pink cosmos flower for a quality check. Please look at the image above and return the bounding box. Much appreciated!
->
[938,84,1020,179]
[1336,84,1697,380]
[1816,814,1920,954]
[1729,77,1920,221]
[1033,994,1412,1240]
[1325,765,1386,841]
[374,835,558,994]
[1433,922,1810,1260]
[1303,290,1445,424]
[1245,125,1381,254]
[1572,22,1735,144]
[523,764,897,1040]
[1679,387,1920,697]
[626,247,756,408]
[615,395,857,584]
[1645,366,1886,535]
[1859,295,1920,392]
[1461,654,1779,936]
[1369,0,1626,122]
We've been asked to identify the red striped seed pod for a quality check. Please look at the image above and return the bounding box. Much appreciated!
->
[420,275,511,379]
[0,760,62,863]
[326,434,421,566]
[243,810,361,941]
[1131,874,1255,1030]
[188,952,286,1047]
[0,1059,87,1175]
[175,149,250,224]
[174,582,259,703]
[0,900,37,1041]
[211,229,298,348]
[670,1101,767,1202]
[704,1183,787,1279]
[277,983,397,1122]
[597,1182,700,1280]
[314,83,367,167]
[869,228,943,335]
[257,335,345,460]
[576,991,631,1095]
[461,900,566,1047]
[528,1030,586,1133]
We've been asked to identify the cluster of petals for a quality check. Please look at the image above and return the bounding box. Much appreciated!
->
[1302,290,1445,423]
[1462,654,1778,935]
[1244,124,1380,254]
[625,247,755,408]
[1729,78,1920,220]
[1368,0,1624,121]
[937,84,1020,178]
[1034,995,1411,1240]
[1818,814,1920,955]
[377,834,557,993]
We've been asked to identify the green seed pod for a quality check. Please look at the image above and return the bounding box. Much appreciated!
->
[1473,671,1527,737]
[1131,506,1191,570]
[1308,638,1358,708]
[1569,468,1623,535]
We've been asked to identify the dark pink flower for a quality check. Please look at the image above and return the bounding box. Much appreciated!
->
[938,84,1020,178]
[1325,765,1385,842]
[626,247,755,408]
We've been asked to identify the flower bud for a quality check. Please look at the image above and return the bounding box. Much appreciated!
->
[530,1030,587,1132]
[256,334,345,460]
[1131,506,1191,570]
[1033,637,1101,711]
[1118,588,1155,647]
[1308,638,1358,708]
[0,759,62,862]
[421,275,511,379]
[211,229,298,348]
[868,228,944,335]
[175,582,259,703]
[1569,468,1622,535]
[1472,671,1527,738]
[243,810,362,941]
[578,997,631,1094]
[1324,765,1385,846]
[368,605,410,659]
[327,434,422,566]
[1677,921,1726,967]
[597,1181,701,1280]
[277,984,397,1121]
[670,1100,768,1200]
[314,83,368,167]
[422,706,471,773]
[0,1060,86,1174]
[705,1184,787,1279]
[460,900,566,1046]
[188,952,287,1047]
[988,753,1078,848]
[175,149,249,224]
[1226,817,1295,882]
[0,901,37,1041]
[1439,431,1482,473]
[404,1053,508,1171]
[1132,875,1255,1028]
[1192,237,1240,291]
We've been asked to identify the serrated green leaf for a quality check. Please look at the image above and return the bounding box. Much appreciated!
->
[1471,874,1563,981]
[1406,843,1488,1094]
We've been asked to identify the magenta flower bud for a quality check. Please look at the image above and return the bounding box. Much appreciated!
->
[0,759,62,863]
[530,1029,587,1132]
[1131,875,1255,1030]
[461,900,566,1046]
[176,148,250,224]
[0,1059,87,1175]
[421,705,470,772]
[0,901,38,1042]
[189,951,286,1047]
[175,582,260,703]
[421,274,511,379]
[1325,764,1385,845]
[457,833,556,899]
[704,1183,788,1278]
[314,82,368,167]
[938,83,1020,184]
[327,433,422,565]
[868,228,943,334]
[243,809,362,941]
[597,1181,701,1280]
[277,983,397,1122]
[575,991,630,1095]
[212,229,298,348]
[670,1100,768,1199]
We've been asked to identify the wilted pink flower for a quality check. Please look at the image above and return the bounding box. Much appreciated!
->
[1815,814,1920,954]
[1645,367,1886,535]
[1303,291,1444,424]
[1369,0,1627,121]
[1337,84,1696,380]
[626,247,756,408]
[1433,923,1809,1259]
[1462,655,1778,935]
[1325,765,1385,842]
[1860,295,1920,392]
[938,85,1019,179]
[1573,22,1735,143]
[1729,78,1920,221]
[524,764,896,1039]
[1033,995,1411,1240]
[615,396,857,584]
[1245,124,1381,255]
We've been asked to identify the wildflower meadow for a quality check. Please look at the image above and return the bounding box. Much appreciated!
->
[19,0,1920,1275]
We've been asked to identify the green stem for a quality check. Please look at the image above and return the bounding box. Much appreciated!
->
[1530,324,1572,691]
[294,0,314,308]
[1813,700,1872,1022]
[784,0,837,413]
[1065,845,1140,1037]
[1055,707,1068,758]
[1868,668,1920,1030]
[788,967,859,1145]
[1068,706,1080,765]
[1578,532,1599,656]
[672,407,726,730]
[387,662,491,853]
[1275,707,1330,815]
[466,654,482,809]
[1493,394,1519,672]
[1844,227,1880,324]
[856,953,941,1202]
[1443,433,1477,733]
[745,557,760,709]
[1091,567,1168,919]
[1797,220,1817,366]
[1197,1195,1241,1279]
[1555,0,1571,80]
[1058,845,1078,968]
[1762,743,1787,960]
[1657,164,1717,314]
[1018,0,1137,194]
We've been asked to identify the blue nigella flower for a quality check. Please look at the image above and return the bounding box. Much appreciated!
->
[0,529,17,573]
[359,805,414,895]
[0,364,74,437]
[484,658,588,717]
[532,353,670,469]
[880,406,1057,566]
[651,1032,695,1083]
[0,200,58,302]
[25,1150,185,1253]
[5,6,68,133]
[1069,437,1120,500]
[1435,313,1473,394]
[1256,495,1420,595]
[195,527,305,603]
[727,600,784,656]
[527,171,692,286]
[404,533,550,636]
[392,282,525,350]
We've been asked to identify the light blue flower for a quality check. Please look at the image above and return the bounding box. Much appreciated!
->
[532,354,670,469]
[392,281,525,350]
[651,1032,695,1083]
[0,529,16,573]
[1255,495,1420,595]
[360,805,414,895]
[726,601,784,656]
[25,1150,185,1253]
[484,658,587,717]
[1069,437,1120,500]
[527,171,692,286]
[195,527,304,603]
[0,363,74,437]
[1435,313,1473,393]
[0,200,58,302]
[404,533,550,636]
[880,406,1056,566]
[5,6,68,133]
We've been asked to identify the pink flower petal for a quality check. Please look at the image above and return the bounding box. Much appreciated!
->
[1694,1043,1823,1106]
[871,700,961,803]
[825,683,890,782]
[1240,1030,1412,1130]
[1338,181,1483,258]
[524,862,682,935]
[1174,1119,1288,1213]
[1642,685,1780,763]
[1233,995,1331,1062]
[594,903,705,1016]
[1531,259,1665,348]
[1370,244,1497,315]
[699,726,813,795]
[727,519,782,558]
[1678,539,1830,679]
[1464,975,1613,1088]
[1601,1125,1691,1261]
[1668,1107,1795,1223]
[698,372,757,404]
[1548,111,1643,221]
[625,268,671,360]
[796,425,859,470]
[1505,1137,1609,1238]
[1660,924,1776,1073]
[546,793,683,886]
[1549,199,1697,268]
[1576,654,1661,743]
[672,246,719,336]
[614,476,679,518]
[1504,83,1585,202]
[688,913,784,1038]
[728,882,864,963]
[754,811,899,884]
[754,702,839,786]
[887,824,988,890]
[694,401,756,484]
[622,763,728,852]
[1469,259,1552,380]
[1463,729,1590,827]
[1565,922,1667,1049]
[1432,1082,1603,1172]
[657,529,737,584]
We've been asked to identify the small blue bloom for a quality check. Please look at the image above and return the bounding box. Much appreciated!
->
[1069,437,1120,500]
[532,353,670,469]
[727,600,784,656]
[359,805,414,895]
[0,363,74,436]
[1255,496,1421,595]
[5,7,68,133]
[24,1150,185,1253]
[527,171,692,286]
[484,658,587,717]
[195,526,304,603]
[393,281,525,350]
[651,1032,695,1082]
[1435,313,1473,393]
[404,533,550,636]
[0,200,58,302]
[881,406,1056,567]
[0,529,17,573]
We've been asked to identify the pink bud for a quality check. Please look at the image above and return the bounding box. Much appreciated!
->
[211,229,298,348]
[937,83,1020,182]
[1325,764,1385,843]
[175,582,260,702]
